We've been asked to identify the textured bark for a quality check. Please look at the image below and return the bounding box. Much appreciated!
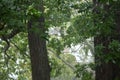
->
[27,0,50,80]
[94,36,120,80]
[93,0,120,80]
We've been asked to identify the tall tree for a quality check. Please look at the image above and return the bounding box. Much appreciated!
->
[27,0,50,80]
[93,0,120,80]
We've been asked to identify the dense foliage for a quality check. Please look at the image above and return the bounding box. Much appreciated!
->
[0,0,120,80]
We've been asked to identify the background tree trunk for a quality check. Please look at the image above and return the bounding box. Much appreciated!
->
[27,0,50,80]
[93,0,120,80]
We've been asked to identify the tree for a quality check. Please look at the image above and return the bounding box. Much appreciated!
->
[63,0,120,80]
[93,0,120,80]
[27,0,50,80]
[0,0,50,79]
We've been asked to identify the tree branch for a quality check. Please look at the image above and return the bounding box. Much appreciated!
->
[0,29,20,64]
[1,29,20,40]
[48,48,75,70]
[10,40,30,58]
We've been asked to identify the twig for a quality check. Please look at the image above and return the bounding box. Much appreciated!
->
[10,40,30,58]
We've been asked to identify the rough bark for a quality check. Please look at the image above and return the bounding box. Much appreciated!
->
[27,0,50,80]
[93,0,120,80]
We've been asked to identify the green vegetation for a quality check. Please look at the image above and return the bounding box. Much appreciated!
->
[0,0,120,80]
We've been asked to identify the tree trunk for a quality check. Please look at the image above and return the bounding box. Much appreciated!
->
[27,0,50,80]
[93,0,120,80]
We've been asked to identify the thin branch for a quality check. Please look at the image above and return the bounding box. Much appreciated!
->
[71,45,82,53]
[10,40,30,58]
[1,29,20,40]
[3,37,10,58]
[1,36,17,65]
[2,38,10,65]
[57,56,76,70]
[0,29,20,63]
[48,48,75,70]
[48,48,77,80]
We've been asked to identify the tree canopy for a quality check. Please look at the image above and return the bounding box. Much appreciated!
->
[0,0,120,80]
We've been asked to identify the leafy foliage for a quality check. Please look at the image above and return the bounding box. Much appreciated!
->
[75,63,94,80]
[2,0,120,80]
